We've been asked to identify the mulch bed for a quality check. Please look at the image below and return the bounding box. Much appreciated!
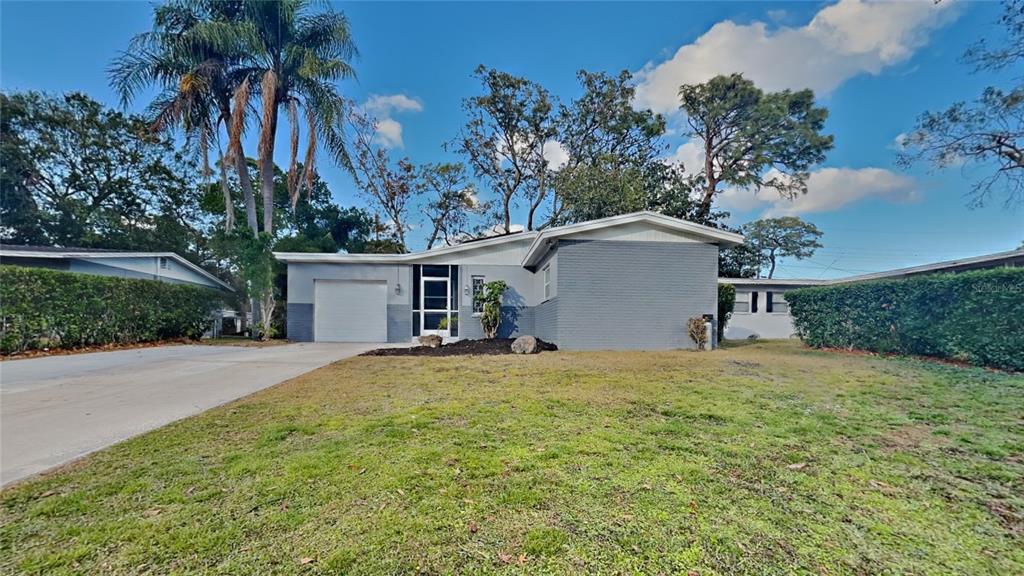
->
[361,338,557,357]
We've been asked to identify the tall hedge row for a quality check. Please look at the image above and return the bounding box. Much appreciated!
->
[1,266,222,354]
[785,268,1024,371]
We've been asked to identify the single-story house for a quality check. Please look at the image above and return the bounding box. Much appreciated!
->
[0,245,234,292]
[721,247,1024,339]
[720,278,827,340]
[275,211,744,350]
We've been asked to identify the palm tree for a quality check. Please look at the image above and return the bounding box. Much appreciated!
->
[109,0,260,235]
[233,0,357,235]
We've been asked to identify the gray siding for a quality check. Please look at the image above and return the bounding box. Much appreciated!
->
[555,239,718,350]
[287,263,409,306]
[388,304,412,343]
[0,256,70,271]
[459,306,533,339]
[288,302,411,342]
[534,297,558,343]
[287,303,314,342]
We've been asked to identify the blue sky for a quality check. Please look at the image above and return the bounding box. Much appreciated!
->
[2,1,1021,278]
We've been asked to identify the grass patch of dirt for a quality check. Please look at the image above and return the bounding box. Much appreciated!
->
[1,340,1022,574]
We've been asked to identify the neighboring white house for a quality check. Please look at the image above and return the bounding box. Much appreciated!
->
[720,278,827,340]
[0,245,240,336]
[0,245,234,291]
[721,247,1024,340]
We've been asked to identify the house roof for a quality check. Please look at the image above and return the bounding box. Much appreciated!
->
[520,211,745,268]
[274,230,540,264]
[0,245,234,291]
[275,212,745,266]
[717,248,1024,287]
[828,248,1024,284]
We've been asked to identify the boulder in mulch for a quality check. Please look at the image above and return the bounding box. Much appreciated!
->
[418,335,443,348]
[511,335,540,354]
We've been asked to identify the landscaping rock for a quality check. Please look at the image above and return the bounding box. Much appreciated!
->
[418,335,443,348]
[511,335,540,354]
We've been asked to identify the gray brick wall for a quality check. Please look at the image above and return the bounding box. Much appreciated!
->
[555,239,718,350]
[534,297,558,343]
[287,303,314,342]
[459,306,533,339]
[387,304,412,343]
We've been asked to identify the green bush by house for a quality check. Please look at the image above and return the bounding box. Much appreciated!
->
[0,266,222,354]
[785,268,1024,371]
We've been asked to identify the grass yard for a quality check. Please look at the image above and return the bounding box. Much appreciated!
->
[1,341,1022,575]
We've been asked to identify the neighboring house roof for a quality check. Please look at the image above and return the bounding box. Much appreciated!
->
[0,245,234,292]
[718,278,828,287]
[274,211,745,266]
[718,248,1024,287]
[829,248,1024,284]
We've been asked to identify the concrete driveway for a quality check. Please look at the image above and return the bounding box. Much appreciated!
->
[1,342,383,486]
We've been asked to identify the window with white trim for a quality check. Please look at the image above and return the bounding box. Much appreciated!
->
[159,256,169,270]
[542,265,551,300]
[471,275,485,314]
[733,294,750,313]
[770,291,789,314]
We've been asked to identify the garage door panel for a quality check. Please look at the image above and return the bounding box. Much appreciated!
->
[314,280,387,342]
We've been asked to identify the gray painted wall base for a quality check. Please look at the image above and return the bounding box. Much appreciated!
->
[287,303,314,342]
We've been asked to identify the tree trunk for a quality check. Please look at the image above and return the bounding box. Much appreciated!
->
[216,145,235,231]
[697,134,717,222]
[233,153,259,236]
[258,70,280,236]
[502,191,512,233]
[768,252,777,279]
[527,170,546,231]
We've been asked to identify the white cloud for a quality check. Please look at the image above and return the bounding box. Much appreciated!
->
[668,140,704,172]
[364,94,423,115]
[543,140,569,170]
[633,0,957,114]
[718,167,920,216]
[373,118,404,149]
[362,93,423,149]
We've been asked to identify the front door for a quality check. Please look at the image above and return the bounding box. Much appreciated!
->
[420,277,451,337]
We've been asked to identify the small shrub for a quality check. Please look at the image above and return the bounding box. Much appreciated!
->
[475,280,508,339]
[687,316,709,350]
[0,265,222,354]
[785,268,1024,371]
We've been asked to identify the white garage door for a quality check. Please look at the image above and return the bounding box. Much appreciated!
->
[314,280,388,342]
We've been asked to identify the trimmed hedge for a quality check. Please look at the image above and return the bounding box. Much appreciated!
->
[785,268,1024,371]
[1,265,222,354]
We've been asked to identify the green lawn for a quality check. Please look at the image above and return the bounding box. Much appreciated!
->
[2,341,1022,575]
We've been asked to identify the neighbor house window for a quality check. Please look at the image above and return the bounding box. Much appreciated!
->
[772,292,789,314]
[733,295,750,313]
[542,265,551,300]
[766,291,774,313]
[159,257,169,270]
[751,291,759,313]
[472,276,485,314]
